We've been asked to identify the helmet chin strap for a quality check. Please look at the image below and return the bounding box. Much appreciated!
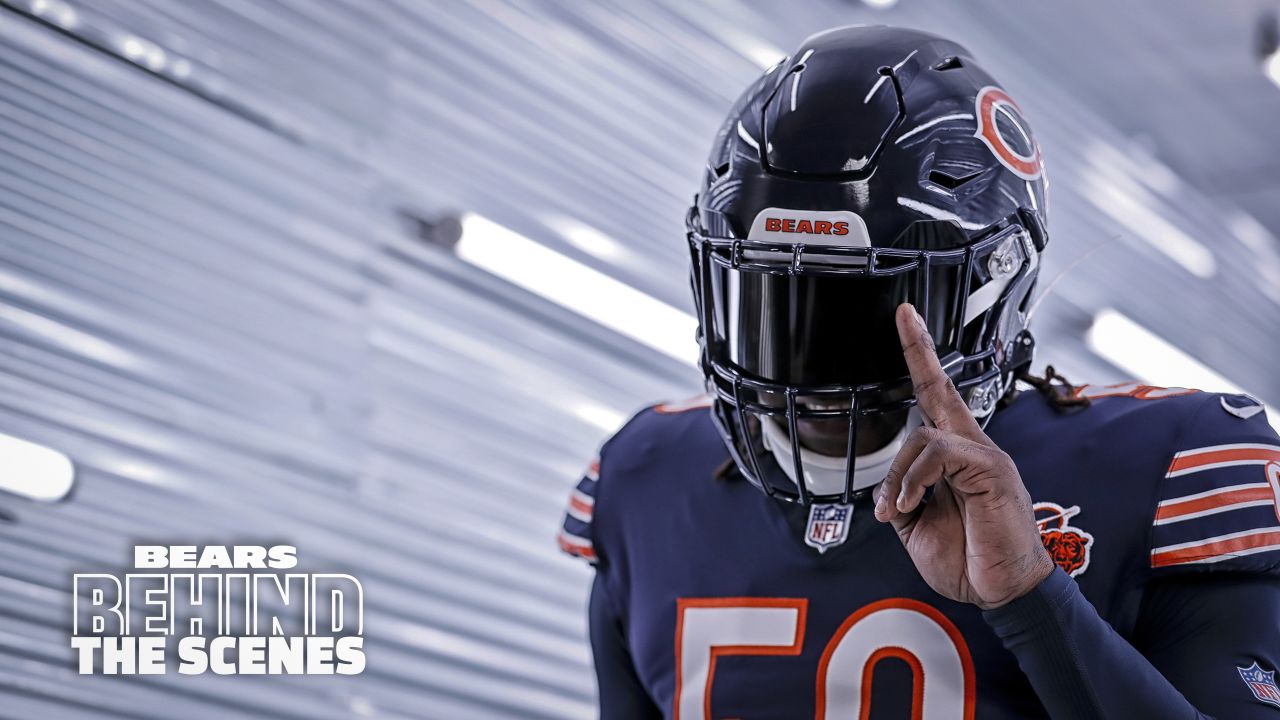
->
[760,408,923,498]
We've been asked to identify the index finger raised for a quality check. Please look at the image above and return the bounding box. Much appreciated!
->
[895,303,989,443]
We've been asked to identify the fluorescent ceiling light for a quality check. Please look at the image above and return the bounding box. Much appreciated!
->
[1086,309,1278,430]
[1265,50,1280,89]
[1082,143,1216,278]
[572,402,627,433]
[863,0,899,7]
[717,28,786,69]
[0,432,75,502]
[457,214,699,365]
[1227,211,1280,304]
[29,0,78,27]
[1081,172,1216,278]
[545,216,628,263]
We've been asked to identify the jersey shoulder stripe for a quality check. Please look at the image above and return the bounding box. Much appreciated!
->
[557,527,597,562]
[558,459,600,564]
[1072,381,1197,401]
[1152,526,1280,568]
[1148,392,1280,573]
[654,394,712,414]
[1166,443,1280,477]
[1154,482,1275,525]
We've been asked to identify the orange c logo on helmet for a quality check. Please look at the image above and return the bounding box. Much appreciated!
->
[974,86,1042,181]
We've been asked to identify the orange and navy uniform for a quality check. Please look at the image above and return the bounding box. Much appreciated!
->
[559,383,1280,719]
[558,458,599,564]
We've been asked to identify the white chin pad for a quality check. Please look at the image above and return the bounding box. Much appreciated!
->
[760,408,922,497]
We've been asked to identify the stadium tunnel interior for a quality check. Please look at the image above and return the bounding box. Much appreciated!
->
[1,0,1280,717]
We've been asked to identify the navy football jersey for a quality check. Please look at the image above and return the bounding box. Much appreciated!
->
[559,383,1280,718]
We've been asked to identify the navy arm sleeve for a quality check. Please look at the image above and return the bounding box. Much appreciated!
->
[1133,573,1280,718]
[983,568,1280,718]
[589,573,662,719]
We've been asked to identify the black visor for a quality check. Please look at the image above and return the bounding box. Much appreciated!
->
[697,218,1021,389]
[688,212,1035,504]
[710,262,962,387]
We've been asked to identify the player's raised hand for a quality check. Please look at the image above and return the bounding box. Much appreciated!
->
[873,303,1054,609]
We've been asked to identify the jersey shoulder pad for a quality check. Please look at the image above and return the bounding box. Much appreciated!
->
[556,395,713,565]
[1145,390,1280,576]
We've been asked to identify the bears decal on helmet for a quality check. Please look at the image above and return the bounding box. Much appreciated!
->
[974,86,1043,181]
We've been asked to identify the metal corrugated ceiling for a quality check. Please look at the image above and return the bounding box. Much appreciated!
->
[0,1,1278,718]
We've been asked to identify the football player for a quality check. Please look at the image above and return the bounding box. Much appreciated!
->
[559,25,1280,718]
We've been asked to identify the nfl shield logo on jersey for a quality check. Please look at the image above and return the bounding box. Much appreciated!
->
[805,503,852,554]
[1239,662,1280,708]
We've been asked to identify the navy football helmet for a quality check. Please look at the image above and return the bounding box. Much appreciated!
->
[687,26,1049,505]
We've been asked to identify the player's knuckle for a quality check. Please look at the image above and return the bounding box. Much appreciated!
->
[922,437,952,464]
[974,450,1020,492]
[902,335,934,355]
[913,374,943,396]
[912,426,939,443]
[1001,453,1019,475]
[988,447,1017,474]
[882,464,902,486]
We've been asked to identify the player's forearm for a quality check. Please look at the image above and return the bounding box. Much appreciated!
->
[983,568,1209,719]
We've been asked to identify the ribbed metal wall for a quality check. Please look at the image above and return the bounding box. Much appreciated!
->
[0,1,1278,718]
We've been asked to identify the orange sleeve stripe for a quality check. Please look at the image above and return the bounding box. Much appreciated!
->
[1167,446,1280,476]
[654,395,713,414]
[1155,485,1276,522]
[568,495,594,516]
[557,533,597,561]
[1151,529,1280,567]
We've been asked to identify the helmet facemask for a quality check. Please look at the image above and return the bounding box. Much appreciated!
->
[688,209,1040,505]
